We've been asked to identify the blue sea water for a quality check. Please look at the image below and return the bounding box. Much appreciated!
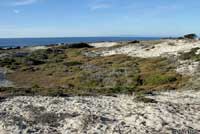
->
[0,37,160,48]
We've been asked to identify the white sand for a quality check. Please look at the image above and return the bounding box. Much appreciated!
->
[89,42,120,48]
[0,90,200,134]
[99,40,200,58]
[92,39,200,75]
[25,46,48,51]
[176,60,200,75]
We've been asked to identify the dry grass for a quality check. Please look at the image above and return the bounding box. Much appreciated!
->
[0,45,189,96]
[137,57,188,91]
[179,47,200,61]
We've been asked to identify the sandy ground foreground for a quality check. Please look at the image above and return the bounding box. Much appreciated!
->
[0,90,200,134]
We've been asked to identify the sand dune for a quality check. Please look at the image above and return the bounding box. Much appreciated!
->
[95,40,200,58]
[0,90,200,134]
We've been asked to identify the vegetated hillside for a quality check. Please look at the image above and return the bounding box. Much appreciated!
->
[0,41,191,96]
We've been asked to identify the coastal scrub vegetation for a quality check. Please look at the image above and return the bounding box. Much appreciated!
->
[179,47,200,61]
[0,44,189,96]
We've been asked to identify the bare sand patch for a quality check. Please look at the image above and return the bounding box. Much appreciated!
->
[89,42,120,48]
[0,90,200,134]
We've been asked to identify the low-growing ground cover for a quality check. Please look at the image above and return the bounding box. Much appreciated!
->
[179,47,200,61]
[0,44,188,96]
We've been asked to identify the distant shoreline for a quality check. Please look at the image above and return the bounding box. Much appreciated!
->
[0,37,161,48]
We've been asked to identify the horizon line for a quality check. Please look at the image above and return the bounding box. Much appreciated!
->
[0,35,177,39]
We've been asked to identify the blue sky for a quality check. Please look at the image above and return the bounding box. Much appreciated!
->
[0,0,199,38]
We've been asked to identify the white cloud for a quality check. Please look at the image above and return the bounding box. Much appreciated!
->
[13,9,20,14]
[90,3,111,10]
[89,0,113,11]
[11,0,39,6]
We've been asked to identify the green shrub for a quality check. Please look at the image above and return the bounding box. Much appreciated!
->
[110,86,135,94]
[29,50,48,60]
[144,74,177,85]
[63,61,82,66]
[24,57,45,65]
[0,58,15,66]
[179,47,200,61]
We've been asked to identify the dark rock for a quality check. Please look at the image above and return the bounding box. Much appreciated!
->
[128,40,140,44]
[14,46,21,49]
[184,33,198,39]
[177,37,184,39]
[0,96,7,102]
[67,43,93,48]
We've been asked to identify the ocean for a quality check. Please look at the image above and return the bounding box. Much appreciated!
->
[0,37,160,48]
